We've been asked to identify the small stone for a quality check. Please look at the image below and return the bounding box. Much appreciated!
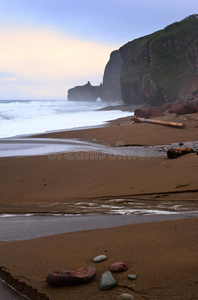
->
[117,294,134,300]
[128,274,137,280]
[98,271,116,291]
[92,254,107,263]
[110,262,128,272]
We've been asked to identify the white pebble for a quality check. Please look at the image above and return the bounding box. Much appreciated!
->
[92,254,107,263]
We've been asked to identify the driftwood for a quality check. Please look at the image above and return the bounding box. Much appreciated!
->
[132,116,185,128]
[167,147,194,159]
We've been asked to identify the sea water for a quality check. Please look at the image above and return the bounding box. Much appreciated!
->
[0,100,132,138]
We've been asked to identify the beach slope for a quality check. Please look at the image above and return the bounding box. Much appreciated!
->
[0,218,198,300]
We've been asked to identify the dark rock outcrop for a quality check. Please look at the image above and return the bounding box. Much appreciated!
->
[67,81,101,102]
[134,100,198,118]
[168,100,198,115]
[119,14,198,106]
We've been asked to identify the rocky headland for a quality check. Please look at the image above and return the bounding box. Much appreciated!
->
[67,14,198,108]
[67,81,101,102]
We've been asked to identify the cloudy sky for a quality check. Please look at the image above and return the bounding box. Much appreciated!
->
[0,0,197,100]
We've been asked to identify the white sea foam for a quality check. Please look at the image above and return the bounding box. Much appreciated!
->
[0,100,132,138]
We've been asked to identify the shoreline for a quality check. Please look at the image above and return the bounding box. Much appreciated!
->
[31,113,198,146]
[0,101,134,140]
[0,112,198,299]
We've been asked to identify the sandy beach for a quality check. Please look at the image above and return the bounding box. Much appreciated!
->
[0,112,198,299]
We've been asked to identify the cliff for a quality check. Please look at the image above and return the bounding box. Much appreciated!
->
[120,14,198,106]
[67,15,198,106]
[100,50,123,102]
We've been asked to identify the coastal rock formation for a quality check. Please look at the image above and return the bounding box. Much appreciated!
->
[67,50,122,103]
[67,15,198,106]
[100,50,123,102]
[67,51,122,103]
[119,14,198,106]
[67,81,101,101]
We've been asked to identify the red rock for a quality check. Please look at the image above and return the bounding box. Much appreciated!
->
[148,106,165,117]
[169,100,184,113]
[46,265,96,286]
[176,103,197,115]
[134,109,151,118]
[110,262,128,272]
[134,107,165,118]
[161,102,172,112]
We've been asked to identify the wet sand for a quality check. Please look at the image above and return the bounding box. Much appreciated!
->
[0,218,198,300]
[0,149,197,214]
[33,113,198,146]
[1,213,198,242]
[0,112,198,299]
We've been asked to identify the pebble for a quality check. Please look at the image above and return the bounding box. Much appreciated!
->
[117,294,135,300]
[92,254,107,263]
[98,271,116,290]
[110,261,128,272]
[128,274,137,280]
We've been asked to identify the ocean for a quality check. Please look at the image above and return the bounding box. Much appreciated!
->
[0,100,132,139]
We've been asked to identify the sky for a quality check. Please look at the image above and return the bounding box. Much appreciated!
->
[0,0,197,100]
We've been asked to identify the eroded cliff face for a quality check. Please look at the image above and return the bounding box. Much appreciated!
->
[119,15,198,106]
[100,50,123,102]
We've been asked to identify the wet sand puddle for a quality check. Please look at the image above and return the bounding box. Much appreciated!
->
[0,138,197,158]
[39,197,198,215]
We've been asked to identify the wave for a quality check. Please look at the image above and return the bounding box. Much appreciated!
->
[0,100,132,138]
[0,112,12,120]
